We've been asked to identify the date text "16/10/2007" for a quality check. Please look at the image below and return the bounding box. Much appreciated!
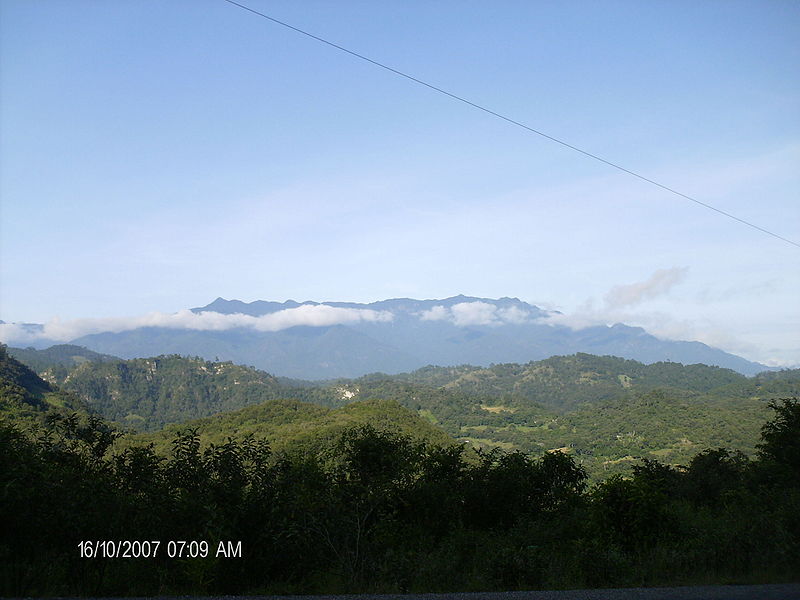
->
[78,540,242,559]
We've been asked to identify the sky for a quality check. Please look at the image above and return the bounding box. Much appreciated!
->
[1,0,798,366]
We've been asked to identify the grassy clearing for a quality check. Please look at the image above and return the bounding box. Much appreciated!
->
[480,404,516,414]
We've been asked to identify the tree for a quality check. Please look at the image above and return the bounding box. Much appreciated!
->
[756,398,800,483]
[683,448,747,505]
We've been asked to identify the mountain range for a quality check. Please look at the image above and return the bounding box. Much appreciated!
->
[7,296,770,378]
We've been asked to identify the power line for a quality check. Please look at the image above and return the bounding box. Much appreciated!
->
[221,0,799,250]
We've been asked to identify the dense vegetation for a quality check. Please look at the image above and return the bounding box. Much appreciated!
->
[9,346,799,480]
[7,344,119,384]
[47,354,288,431]
[126,397,457,456]
[2,348,799,595]
[0,346,90,425]
[2,399,799,594]
[320,358,799,478]
[384,353,750,411]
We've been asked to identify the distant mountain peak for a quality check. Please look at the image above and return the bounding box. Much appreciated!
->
[191,295,547,319]
[2,296,772,379]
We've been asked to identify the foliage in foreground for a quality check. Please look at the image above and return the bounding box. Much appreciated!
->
[2,399,799,596]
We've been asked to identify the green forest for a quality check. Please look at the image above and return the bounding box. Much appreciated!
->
[2,345,799,595]
[11,346,798,479]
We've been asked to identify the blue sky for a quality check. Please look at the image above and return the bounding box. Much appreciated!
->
[1,0,798,366]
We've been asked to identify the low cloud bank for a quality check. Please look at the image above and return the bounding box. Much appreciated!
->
[419,301,533,327]
[0,305,394,344]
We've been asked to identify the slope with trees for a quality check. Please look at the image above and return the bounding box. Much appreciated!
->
[0,345,91,426]
[7,344,119,385]
[127,397,457,457]
[384,353,749,412]
[10,346,798,479]
[55,355,291,431]
[2,379,798,595]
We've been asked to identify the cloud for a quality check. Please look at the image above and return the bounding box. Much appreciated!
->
[537,266,798,364]
[419,301,535,327]
[419,305,450,322]
[604,267,688,309]
[1,301,538,345]
[0,306,394,344]
[497,306,532,325]
[450,302,502,326]
[540,267,690,331]
[541,304,604,331]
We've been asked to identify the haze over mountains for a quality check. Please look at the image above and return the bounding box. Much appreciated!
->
[4,296,770,379]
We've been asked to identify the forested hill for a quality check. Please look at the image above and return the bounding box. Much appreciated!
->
[359,353,752,412]
[0,345,90,423]
[129,397,457,456]
[7,344,119,384]
[316,366,799,477]
[9,346,799,479]
[54,354,290,431]
[1,345,54,398]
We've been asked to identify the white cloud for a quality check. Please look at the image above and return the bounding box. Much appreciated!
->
[604,267,688,309]
[419,305,450,322]
[0,306,394,344]
[497,306,531,325]
[542,268,691,332]
[450,302,501,326]
[537,266,800,366]
[419,301,535,327]
[541,307,604,331]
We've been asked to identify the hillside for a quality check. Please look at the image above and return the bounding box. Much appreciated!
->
[5,340,800,594]
[0,345,90,425]
[10,346,797,479]
[129,397,457,456]
[309,355,798,477]
[59,354,292,431]
[382,353,749,412]
[7,344,119,384]
[463,390,775,475]
[5,344,800,595]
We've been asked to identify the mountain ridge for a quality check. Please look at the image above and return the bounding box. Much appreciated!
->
[4,296,771,377]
